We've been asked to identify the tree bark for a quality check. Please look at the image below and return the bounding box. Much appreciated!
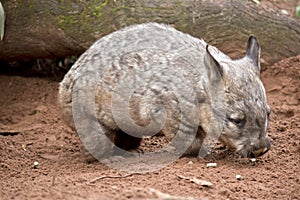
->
[1,0,300,67]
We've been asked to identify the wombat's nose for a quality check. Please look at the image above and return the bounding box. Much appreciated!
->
[250,137,271,158]
[250,147,269,158]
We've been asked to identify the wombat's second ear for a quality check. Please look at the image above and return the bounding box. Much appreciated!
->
[246,36,261,71]
[204,45,223,82]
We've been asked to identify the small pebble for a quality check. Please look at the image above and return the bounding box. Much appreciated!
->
[250,158,256,162]
[33,161,39,169]
[251,0,260,5]
[206,163,217,168]
[188,161,193,165]
[112,185,118,189]
[281,9,289,15]
[236,174,243,180]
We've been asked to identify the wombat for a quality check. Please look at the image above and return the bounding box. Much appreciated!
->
[59,23,271,160]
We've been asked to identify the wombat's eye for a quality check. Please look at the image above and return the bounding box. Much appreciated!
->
[228,117,245,128]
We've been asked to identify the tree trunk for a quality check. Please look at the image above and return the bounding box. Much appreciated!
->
[1,0,300,67]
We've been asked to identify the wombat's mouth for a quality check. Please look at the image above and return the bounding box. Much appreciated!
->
[239,137,271,158]
[248,147,270,158]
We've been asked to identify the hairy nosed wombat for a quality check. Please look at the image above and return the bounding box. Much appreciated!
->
[59,23,271,160]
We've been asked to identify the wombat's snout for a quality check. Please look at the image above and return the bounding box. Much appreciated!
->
[248,137,271,158]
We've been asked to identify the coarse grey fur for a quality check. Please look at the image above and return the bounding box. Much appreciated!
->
[59,23,271,160]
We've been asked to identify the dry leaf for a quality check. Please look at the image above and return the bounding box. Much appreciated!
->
[177,174,213,187]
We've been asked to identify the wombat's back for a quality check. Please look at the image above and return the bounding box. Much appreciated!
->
[59,23,209,130]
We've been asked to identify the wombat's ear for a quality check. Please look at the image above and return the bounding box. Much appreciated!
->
[246,36,261,71]
[204,45,223,82]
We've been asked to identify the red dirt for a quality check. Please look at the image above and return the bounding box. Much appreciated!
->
[1,1,300,198]
[0,52,299,199]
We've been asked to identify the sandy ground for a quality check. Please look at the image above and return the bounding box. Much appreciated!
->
[0,52,299,200]
[1,1,300,199]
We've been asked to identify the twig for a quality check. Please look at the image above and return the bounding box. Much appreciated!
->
[88,172,146,184]
[0,125,41,135]
[177,174,213,187]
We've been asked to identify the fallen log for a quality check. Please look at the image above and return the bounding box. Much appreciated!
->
[0,0,300,67]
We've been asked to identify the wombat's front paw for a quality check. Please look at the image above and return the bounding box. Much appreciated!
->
[82,147,97,163]
[196,146,211,158]
[113,147,144,157]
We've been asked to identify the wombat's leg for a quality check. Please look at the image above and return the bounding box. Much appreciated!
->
[78,123,117,163]
[71,73,119,162]
[182,127,206,157]
[113,130,143,155]
[82,146,98,163]
[82,128,142,163]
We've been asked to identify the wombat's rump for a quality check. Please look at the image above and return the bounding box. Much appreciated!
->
[59,23,271,160]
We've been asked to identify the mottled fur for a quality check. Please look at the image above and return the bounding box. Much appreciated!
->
[59,23,271,160]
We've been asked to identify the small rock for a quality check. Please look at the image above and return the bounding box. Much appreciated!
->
[236,174,243,180]
[281,9,289,15]
[250,158,256,162]
[112,185,118,189]
[188,161,193,165]
[206,163,217,168]
[251,0,260,5]
[33,161,39,169]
